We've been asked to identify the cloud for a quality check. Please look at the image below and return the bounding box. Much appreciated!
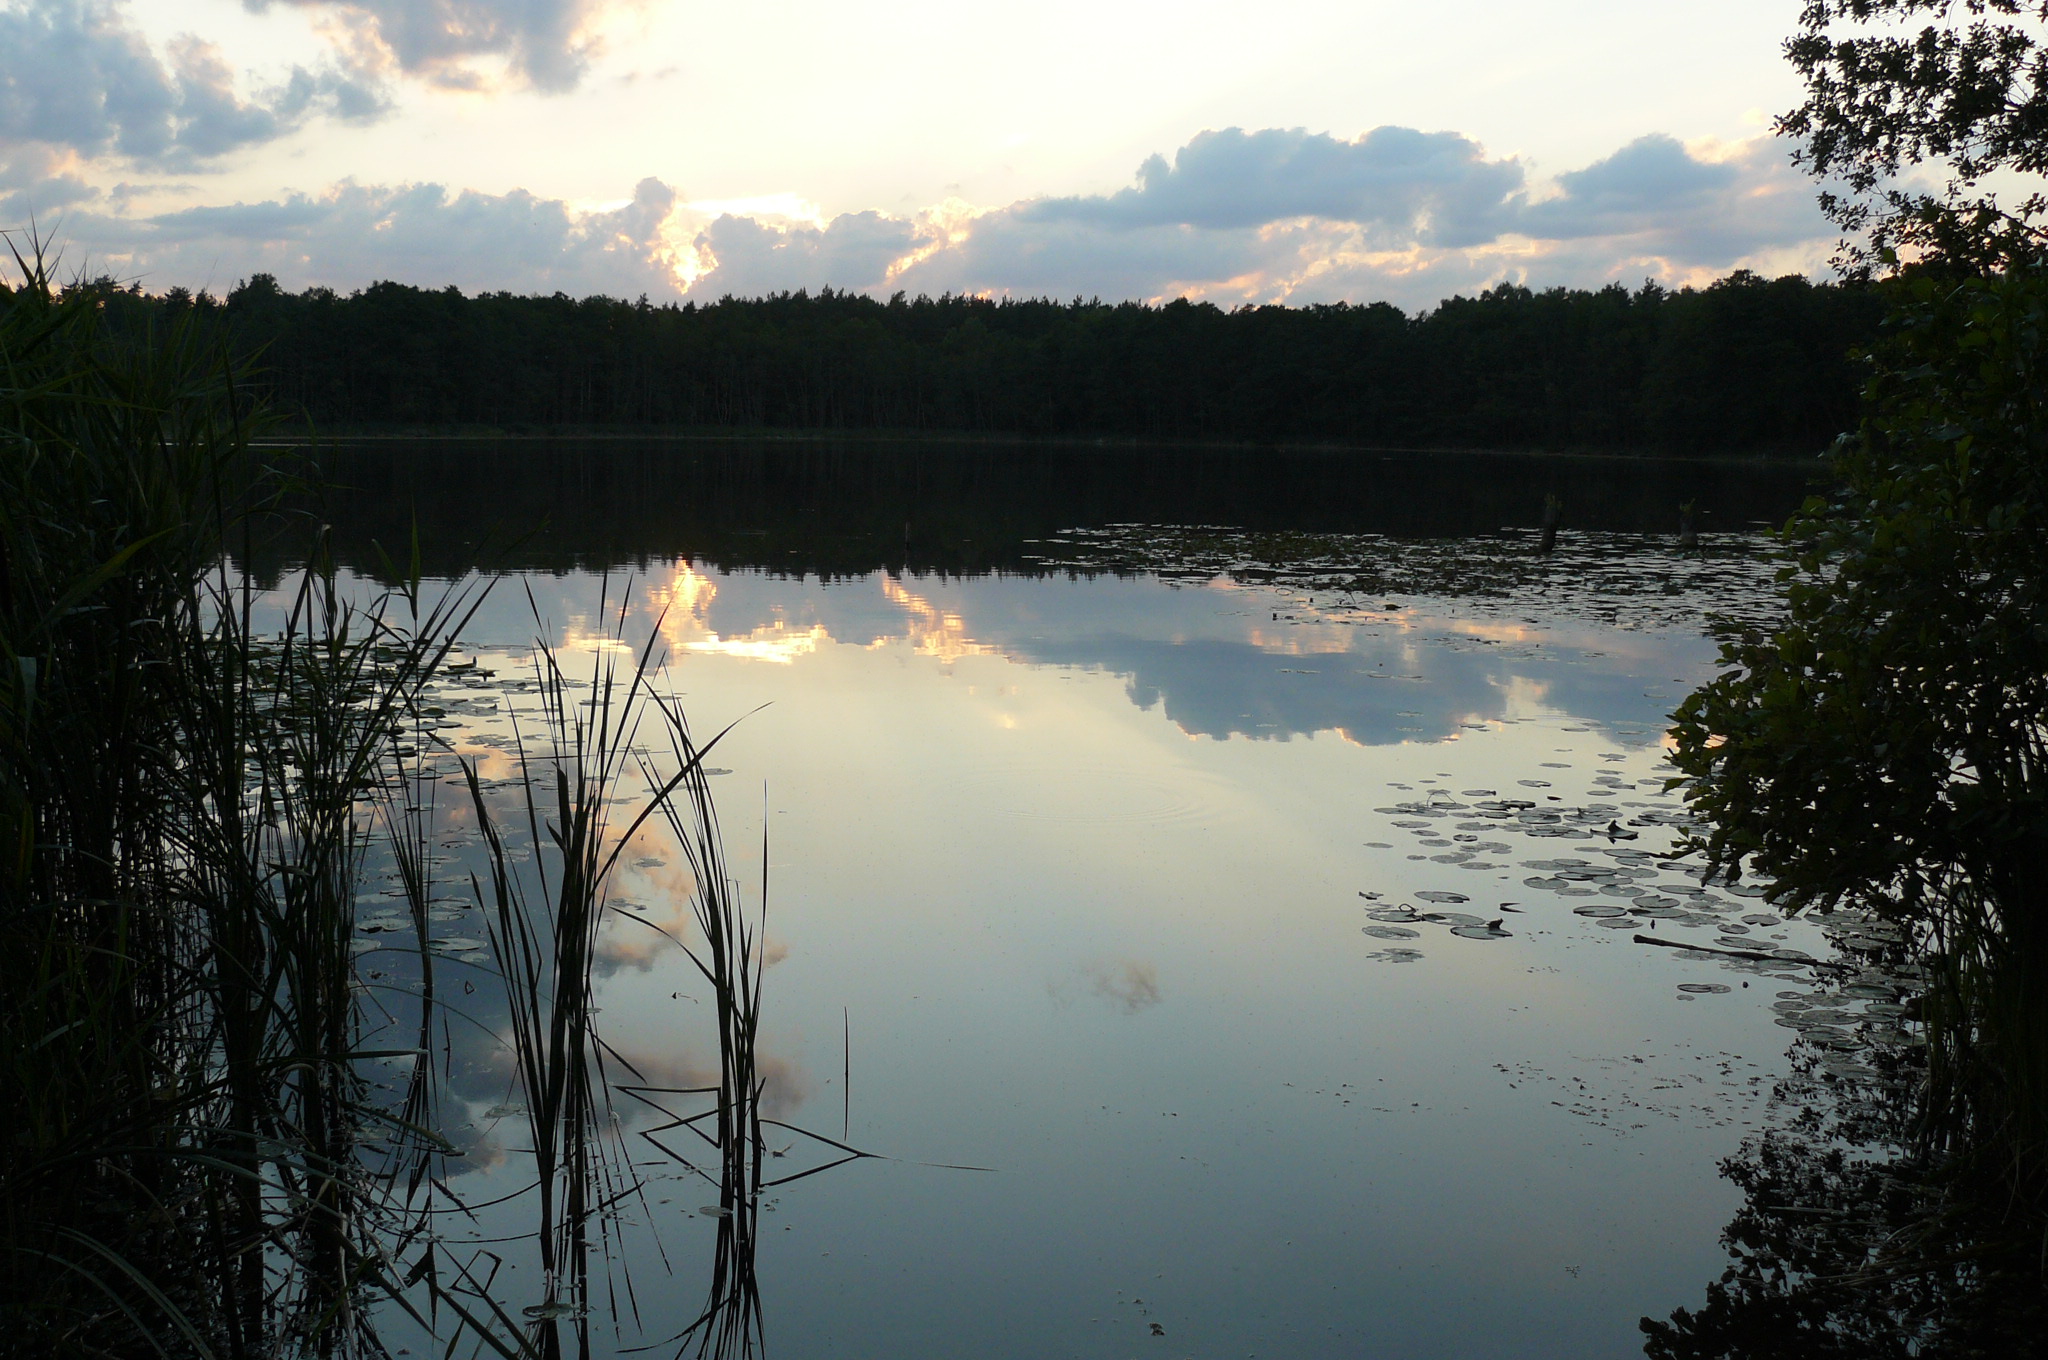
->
[1081,959,1161,1015]
[681,127,1831,310]
[610,1044,810,1121]
[894,127,1833,308]
[1519,133,1828,265]
[0,1,383,171]
[12,125,1835,310]
[249,0,616,92]
[0,144,95,219]
[1025,125,1524,247]
[893,212,1260,302]
[69,173,683,296]
[691,209,921,299]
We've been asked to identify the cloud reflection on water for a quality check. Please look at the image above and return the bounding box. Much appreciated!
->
[1083,960,1163,1015]
[597,564,1710,749]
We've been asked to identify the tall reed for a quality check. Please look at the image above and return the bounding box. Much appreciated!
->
[1,245,482,1356]
[4,243,815,1358]
[453,593,823,1360]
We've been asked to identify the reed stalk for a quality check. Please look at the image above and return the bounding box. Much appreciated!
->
[2,242,486,1357]
[5,240,823,1358]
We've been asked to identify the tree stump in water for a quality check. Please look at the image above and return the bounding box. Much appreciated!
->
[1537,494,1562,555]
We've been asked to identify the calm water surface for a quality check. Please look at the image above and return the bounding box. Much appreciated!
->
[303,441,1842,1359]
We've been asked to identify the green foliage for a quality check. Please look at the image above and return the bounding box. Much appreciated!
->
[184,270,1881,453]
[1672,264,2048,1194]
[1673,267,2048,913]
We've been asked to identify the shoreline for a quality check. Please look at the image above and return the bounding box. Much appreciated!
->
[255,426,1831,464]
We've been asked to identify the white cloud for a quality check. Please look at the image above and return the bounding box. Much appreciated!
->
[894,212,1262,302]
[0,144,96,219]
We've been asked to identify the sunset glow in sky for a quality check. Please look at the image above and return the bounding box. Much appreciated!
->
[1,0,1838,306]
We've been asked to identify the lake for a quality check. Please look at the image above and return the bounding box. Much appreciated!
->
[285,439,1893,1359]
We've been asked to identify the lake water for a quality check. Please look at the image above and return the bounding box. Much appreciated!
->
[293,440,1877,1359]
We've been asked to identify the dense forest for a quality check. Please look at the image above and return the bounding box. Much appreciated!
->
[68,270,1883,453]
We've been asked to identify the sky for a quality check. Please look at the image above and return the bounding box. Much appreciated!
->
[0,0,1843,308]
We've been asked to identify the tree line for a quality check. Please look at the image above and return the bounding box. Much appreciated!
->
[60,270,1884,455]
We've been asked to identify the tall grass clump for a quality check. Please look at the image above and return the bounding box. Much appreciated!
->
[3,242,824,1358]
[0,246,482,1355]
[458,592,786,1360]
[463,598,668,1360]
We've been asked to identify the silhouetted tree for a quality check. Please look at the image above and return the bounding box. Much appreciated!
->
[167,274,1887,454]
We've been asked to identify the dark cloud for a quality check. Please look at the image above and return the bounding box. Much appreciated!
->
[1526,134,1738,237]
[1516,134,1829,266]
[15,122,1831,310]
[77,174,681,296]
[0,1,383,170]
[893,212,1258,302]
[899,128,1831,307]
[1026,126,1524,247]
[692,210,920,298]
[249,0,610,92]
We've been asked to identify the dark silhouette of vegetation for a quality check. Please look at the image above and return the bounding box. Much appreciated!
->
[1784,0,2048,269]
[1673,266,2048,1289]
[282,438,1821,589]
[1644,1035,2048,1360]
[0,243,847,1358]
[1665,5,2048,1342]
[18,270,1885,454]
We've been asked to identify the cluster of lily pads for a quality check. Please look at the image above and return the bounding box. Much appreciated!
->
[1359,763,1928,1093]
[1027,525,1789,633]
[1359,775,1821,976]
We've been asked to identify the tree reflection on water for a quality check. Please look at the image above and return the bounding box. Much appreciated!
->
[1645,940,2048,1359]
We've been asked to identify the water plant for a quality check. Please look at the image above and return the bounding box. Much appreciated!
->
[2,242,799,1359]
[0,240,498,1355]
